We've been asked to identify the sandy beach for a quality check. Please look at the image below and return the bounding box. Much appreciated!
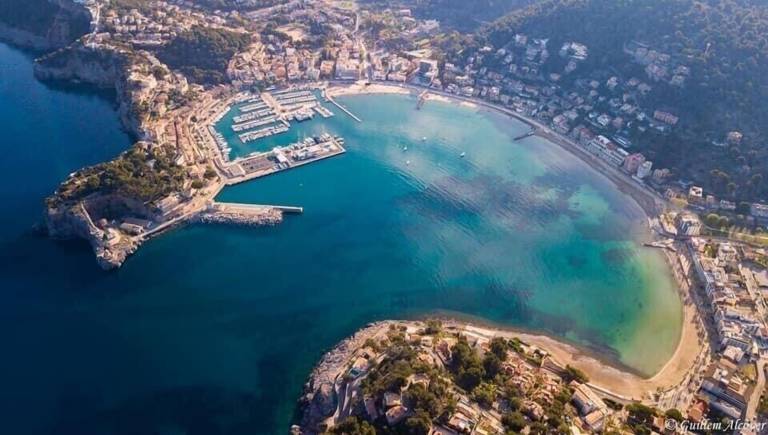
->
[450,297,703,403]
[327,82,411,97]
[325,81,707,404]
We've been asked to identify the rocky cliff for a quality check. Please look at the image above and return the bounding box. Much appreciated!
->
[46,201,137,270]
[34,44,147,139]
[0,0,91,51]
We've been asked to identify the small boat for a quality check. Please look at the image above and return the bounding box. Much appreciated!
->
[460,152,466,158]
[403,145,408,151]
[421,137,427,141]
[406,160,411,165]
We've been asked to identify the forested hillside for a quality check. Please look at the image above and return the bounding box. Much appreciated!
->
[0,0,90,45]
[476,0,768,201]
[361,0,534,32]
[156,26,250,84]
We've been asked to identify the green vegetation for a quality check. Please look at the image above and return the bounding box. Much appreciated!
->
[626,402,659,434]
[474,0,768,202]
[328,416,376,435]
[358,329,456,434]
[347,324,576,434]
[361,0,533,32]
[562,365,589,384]
[449,336,486,391]
[188,0,288,12]
[109,0,153,13]
[156,26,251,84]
[0,0,89,43]
[664,408,684,422]
[50,144,187,206]
[424,319,442,335]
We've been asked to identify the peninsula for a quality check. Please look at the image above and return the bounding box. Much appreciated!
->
[4,0,761,270]
[2,1,768,433]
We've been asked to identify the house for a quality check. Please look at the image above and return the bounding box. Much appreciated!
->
[688,186,704,204]
[383,392,402,408]
[385,405,408,426]
[751,203,768,219]
[571,382,606,416]
[653,110,679,126]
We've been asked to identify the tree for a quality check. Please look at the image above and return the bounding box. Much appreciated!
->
[483,352,502,379]
[457,365,484,391]
[562,365,589,383]
[425,319,442,335]
[403,410,432,435]
[502,411,527,432]
[490,337,508,360]
[472,382,496,407]
[330,416,376,435]
[665,408,684,422]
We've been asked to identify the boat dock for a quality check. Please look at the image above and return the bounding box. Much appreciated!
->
[232,116,278,132]
[327,96,361,123]
[513,128,537,141]
[643,240,676,252]
[225,134,346,185]
[314,105,334,118]
[212,202,304,214]
[238,125,289,143]
[240,102,269,113]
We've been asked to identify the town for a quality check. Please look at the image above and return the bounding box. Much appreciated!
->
[21,0,768,432]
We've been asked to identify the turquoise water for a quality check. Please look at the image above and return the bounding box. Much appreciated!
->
[0,41,681,435]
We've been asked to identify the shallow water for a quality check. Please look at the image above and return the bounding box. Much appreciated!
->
[0,42,681,434]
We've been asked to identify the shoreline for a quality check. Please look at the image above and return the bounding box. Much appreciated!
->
[326,82,704,403]
[328,81,663,219]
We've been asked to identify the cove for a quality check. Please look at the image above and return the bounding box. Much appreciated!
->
[0,41,681,435]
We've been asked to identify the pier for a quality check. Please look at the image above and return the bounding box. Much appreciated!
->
[643,240,676,252]
[212,202,304,214]
[327,96,362,123]
[195,202,285,227]
[416,89,429,109]
[513,128,537,141]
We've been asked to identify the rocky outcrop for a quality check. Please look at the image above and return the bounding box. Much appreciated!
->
[298,322,392,434]
[46,202,138,270]
[0,0,91,51]
[33,44,147,139]
[193,207,284,226]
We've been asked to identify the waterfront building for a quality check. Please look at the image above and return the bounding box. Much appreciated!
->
[636,160,653,179]
[622,152,646,174]
[751,203,768,219]
[676,213,702,236]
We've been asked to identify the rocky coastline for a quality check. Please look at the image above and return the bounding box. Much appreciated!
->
[0,0,91,51]
[45,201,138,269]
[34,43,147,139]
[193,207,284,227]
[297,322,393,434]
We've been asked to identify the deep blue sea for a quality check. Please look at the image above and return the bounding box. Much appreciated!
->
[0,42,681,435]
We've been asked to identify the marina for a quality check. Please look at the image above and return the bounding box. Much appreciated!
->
[314,105,334,118]
[227,133,347,183]
[207,86,341,159]
[233,110,273,124]
[240,101,269,112]
[232,116,279,132]
[238,124,289,143]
